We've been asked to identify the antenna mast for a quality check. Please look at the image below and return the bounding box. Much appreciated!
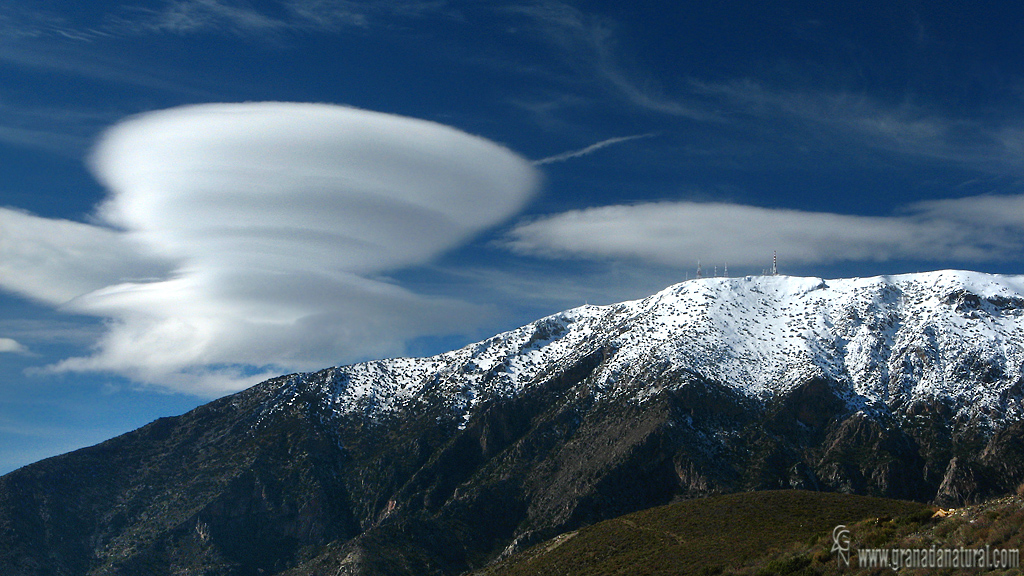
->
[771,251,778,276]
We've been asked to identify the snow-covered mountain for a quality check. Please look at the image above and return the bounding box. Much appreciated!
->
[279,270,1024,428]
[5,270,1024,576]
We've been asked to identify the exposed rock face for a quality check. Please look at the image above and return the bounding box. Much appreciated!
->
[933,420,1024,506]
[2,271,1024,575]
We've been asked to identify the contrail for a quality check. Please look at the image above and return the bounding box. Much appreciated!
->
[532,133,657,165]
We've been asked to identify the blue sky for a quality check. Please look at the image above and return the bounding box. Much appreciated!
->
[3,0,1024,473]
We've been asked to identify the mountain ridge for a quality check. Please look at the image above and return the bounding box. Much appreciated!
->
[288,270,1024,428]
[3,269,1024,575]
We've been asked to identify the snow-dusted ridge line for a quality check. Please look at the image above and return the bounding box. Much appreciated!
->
[278,270,1024,427]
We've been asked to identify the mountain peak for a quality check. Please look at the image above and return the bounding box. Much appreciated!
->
[6,270,1024,576]
[275,270,1024,430]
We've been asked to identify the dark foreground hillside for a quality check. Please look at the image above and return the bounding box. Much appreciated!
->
[473,490,1024,576]
[469,490,934,576]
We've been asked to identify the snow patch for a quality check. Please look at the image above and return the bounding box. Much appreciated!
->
[280,270,1024,428]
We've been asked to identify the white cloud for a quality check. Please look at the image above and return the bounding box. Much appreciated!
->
[91,103,535,273]
[504,196,1024,268]
[0,208,171,304]
[532,133,655,165]
[0,338,28,354]
[0,102,538,396]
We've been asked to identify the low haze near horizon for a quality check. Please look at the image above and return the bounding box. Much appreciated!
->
[3,1,1024,473]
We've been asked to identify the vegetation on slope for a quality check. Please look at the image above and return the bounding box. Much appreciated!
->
[469,489,957,576]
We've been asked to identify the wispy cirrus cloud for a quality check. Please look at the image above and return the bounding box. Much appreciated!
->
[0,124,86,155]
[0,5,112,42]
[1,1,453,43]
[122,0,293,35]
[0,102,538,396]
[0,101,126,155]
[532,133,655,165]
[503,1,724,123]
[689,79,1024,172]
[507,3,1024,179]
[504,195,1024,269]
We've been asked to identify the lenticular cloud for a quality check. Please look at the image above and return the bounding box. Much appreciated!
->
[504,197,1024,269]
[91,103,537,273]
[1,103,539,396]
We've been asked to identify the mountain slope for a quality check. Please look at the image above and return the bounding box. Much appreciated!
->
[472,490,1024,576]
[306,270,1024,427]
[2,271,1024,576]
[471,489,1024,576]
[468,490,937,576]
